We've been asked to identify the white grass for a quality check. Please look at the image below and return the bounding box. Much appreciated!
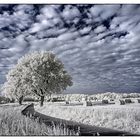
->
[35,102,140,135]
[1,92,140,135]
[0,104,79,136]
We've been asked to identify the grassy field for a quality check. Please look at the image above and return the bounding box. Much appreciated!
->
[36,102,140,135]
[1,92,140,136]
[0,103,79,136]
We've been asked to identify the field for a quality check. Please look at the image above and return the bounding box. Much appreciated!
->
[1,92,140,136]
[0,103,79,136]
[35,101,140,135]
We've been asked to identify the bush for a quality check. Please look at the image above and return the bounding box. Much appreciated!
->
[0,96,10,104]
[125,99,132,103]
[102,100,108,104]
[23,98,39,102]
[83,101,92,106]
[137,99,140,103]
[51,98,65,102]
[10,98,15,103]
[65,101,69,104]
[119,100,125,105]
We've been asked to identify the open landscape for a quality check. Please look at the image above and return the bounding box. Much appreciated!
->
[1,92,140,135]
[36,99,140,134]
[35,93,140,135]
[0,4,140,136]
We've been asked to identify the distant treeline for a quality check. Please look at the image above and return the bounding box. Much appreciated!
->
[50,92,140,101]
[1,92,140,104]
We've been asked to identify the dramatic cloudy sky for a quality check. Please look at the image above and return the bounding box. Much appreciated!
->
[0,4,140,94]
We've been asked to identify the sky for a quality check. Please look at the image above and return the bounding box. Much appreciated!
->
[0,4,140,94]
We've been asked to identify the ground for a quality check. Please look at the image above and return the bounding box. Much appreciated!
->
[0,103,78,136]
[1,93,140,135]
[35,101,140,135]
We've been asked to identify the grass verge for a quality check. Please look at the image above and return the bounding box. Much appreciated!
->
[0,104,79,136]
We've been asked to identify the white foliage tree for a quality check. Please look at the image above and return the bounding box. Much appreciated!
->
[2,51,73,106]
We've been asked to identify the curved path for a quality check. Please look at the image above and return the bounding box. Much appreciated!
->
[21,103,138,136]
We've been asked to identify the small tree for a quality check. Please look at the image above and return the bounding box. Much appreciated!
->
[3,51,73,106]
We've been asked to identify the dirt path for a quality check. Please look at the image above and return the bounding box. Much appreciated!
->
[21,103,138,136]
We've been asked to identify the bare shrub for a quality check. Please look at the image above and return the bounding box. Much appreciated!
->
[119,100,125,105]
[102,100,108,104]
[125,99,132,104]
[83,101,92,106]
[137,99,140,103]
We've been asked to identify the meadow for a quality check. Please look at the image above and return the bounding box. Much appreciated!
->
[1,92,140,136]
[0,103,79,136]
[35,101,140,135]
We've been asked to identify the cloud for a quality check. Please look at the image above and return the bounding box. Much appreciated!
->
[79,26,92,35]
[94,25,106,33]
[57,31,79,41]
[62,5,81,20]
[90,5,120,20]
[0,4,140,94]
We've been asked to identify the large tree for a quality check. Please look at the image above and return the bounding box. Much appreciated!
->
[3,51,73,106]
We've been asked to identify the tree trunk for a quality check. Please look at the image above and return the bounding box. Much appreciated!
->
[49,94,52,101]
[19,95,24,105]
[40,96,44,107]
